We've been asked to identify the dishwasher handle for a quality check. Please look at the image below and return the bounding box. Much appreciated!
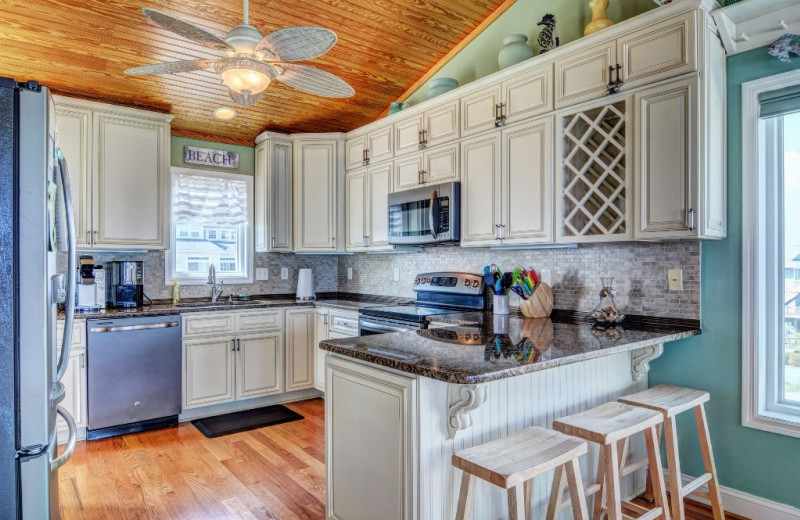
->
[89,321,180,333]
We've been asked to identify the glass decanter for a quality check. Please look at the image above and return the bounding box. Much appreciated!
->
[591,277,626,325]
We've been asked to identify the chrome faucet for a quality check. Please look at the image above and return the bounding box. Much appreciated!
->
[208,264,224,303]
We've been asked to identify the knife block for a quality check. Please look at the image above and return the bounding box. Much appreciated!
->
[519,283,553,318]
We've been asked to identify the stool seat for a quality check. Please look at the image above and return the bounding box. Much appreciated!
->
[552,402,662,444]
[619,384,709,418]
[452,426,587,489]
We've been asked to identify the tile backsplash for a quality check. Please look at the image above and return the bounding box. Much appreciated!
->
[338,242,701,320]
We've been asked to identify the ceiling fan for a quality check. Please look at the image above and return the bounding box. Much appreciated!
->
[125,0,355,106]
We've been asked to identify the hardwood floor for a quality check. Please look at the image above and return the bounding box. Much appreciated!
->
[59,397,746,520]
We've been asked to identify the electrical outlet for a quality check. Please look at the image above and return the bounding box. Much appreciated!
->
[540,269,552,285]
[668,268,683,291]
[281,267,289,280]
[347,267,353,280]
[256,268,269,281]
[393,268,400,281]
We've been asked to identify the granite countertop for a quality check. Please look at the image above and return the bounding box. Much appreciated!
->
[319,312,700,384]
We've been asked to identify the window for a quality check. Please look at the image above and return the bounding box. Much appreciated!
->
[743,69,800,437]
[165,168,254,285]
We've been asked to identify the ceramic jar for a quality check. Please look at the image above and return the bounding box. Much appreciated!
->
[498,34,534,69]
[427,78,458,99]
[388,102,404,116]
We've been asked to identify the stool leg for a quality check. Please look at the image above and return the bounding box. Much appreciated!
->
[604,442,623,520]
[524,479,533,520]
[645,425,670,520]
[694,404,724,520]
[593,446,607,520]
[642,423,663,503]
[566,457,591,520]
[455,472,476,520]
[508,484,526,520]
[664,416,685,520]
[546,464,566,520]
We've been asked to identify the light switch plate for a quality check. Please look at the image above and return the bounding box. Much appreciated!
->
[256,268,269,281]
[668,268,683,291]
[281,267,289,280]
[347,267,353,280]
[393,268,400,281]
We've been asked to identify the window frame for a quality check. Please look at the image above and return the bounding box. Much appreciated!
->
[165,167,254,286]
[742,69,800,438]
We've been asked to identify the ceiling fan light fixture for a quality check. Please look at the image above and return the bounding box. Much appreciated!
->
[226,88,263,106]
[215,58,275,98]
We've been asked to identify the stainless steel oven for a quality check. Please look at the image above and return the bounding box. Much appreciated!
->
[358,316,420,336]
[388,181,460,245]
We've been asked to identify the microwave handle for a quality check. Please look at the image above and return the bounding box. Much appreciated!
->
[429,190,438,240]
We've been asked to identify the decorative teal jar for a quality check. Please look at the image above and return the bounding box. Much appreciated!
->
[498,34,534,69]
[427,78,459,99]
[388,102,404,116]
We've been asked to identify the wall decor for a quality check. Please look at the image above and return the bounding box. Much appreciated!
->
[498,34,535,69]
[767,33,800,63]
[427,77,459,99]
[585,0,615,36]
[184,146,240,169]
[536,14,559,54]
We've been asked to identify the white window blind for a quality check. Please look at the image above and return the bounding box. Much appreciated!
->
[172,172,248,225]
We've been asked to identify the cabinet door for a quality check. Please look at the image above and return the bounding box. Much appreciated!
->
[618,11,696,90]
[554,42,615,108]
[270,139,294,252]
[314,310,329,391]
[503,64,553,124]
[367,162,393,249]
[183,337,236,408]
[394,153,424,191]
[394,115,424,157]
[502,118,553,244]
[346,135,367,170]
[460,132,502,246]
[285,309,315,391]
[254,141,270,252]
[57,349,86,444]
[345,170,367,251]
[634,78,696,239]
[424,100,459,148]
[54,104,92,249]
[326,357,416,520]
[461,84,502,137]
[93,112,168,248]
[236,332,283,399]
[367,126,393,164]
[294,140,338,251]
[424,144,459,184]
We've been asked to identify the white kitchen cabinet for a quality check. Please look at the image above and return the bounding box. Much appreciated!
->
[53,96,172,250]
[293,135,344,252]
[394,100,460,157]
[394,143,459,192]
[394,152,424,191]
[56,320,87,444]
[460,85,502,138]
[346,162,394,252]
[184,336,236,408]
[460,132,501,245]
[254,133,293,252]
[394,115,425,157]
[346,134,368,170]
[285,308,315,391]
[329,309,360,337]
[236,332,283,399]
[346,126,394,170]
[314,309,330,392]
[345,168,368,252]
[554,41,616,109]
[326,355,417,520]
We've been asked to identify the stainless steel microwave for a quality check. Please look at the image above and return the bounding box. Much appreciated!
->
[387,181,460,245]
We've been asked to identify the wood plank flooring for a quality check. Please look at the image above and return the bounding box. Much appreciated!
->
[59,397,747,520]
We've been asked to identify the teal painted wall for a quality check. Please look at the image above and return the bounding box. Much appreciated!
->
[404,0,656,106]
[649,46,800,508]
[170,136,255,176]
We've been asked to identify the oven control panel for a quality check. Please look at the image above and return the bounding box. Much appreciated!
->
[412,272,484,295]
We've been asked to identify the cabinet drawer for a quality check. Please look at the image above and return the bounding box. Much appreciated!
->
[329,311,359,335]
[56,320,87,350]
[182,312,236,337]
[236,309,283,332]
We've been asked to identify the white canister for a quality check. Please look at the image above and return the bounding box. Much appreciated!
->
[296,268,316,301]
[493,294,510,315]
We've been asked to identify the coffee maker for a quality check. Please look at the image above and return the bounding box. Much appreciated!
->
[76,255,106,311]
[107,261,144,308]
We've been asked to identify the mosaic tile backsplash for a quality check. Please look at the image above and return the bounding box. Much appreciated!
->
[338,242,701,320]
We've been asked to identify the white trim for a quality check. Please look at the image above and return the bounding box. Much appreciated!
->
[741,68,800,438]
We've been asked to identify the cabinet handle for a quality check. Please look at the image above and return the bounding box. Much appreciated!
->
[688,208,696,231]
[607,64,623,95]
[231,339,236,352]
[418,130,426,150]
[237,338,241,352]
[86,231,91,244]
[271,236,276,248]
[494,103,506,127]
[79,353,85,368]
[418,170,426,184]
[500,224,506,240]
[324,314,329,325]
[495,224,501,240]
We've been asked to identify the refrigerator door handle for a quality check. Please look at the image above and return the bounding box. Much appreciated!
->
[50,405,76,471]
[55,151,76,382]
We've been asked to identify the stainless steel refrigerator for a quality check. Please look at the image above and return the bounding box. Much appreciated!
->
[0,78,78,519]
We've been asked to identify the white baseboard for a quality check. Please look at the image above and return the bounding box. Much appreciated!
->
[178,388,323,422]
[674,472,800,520]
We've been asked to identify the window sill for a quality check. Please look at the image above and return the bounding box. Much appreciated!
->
[743,409,800,439]
[165,275,254,286]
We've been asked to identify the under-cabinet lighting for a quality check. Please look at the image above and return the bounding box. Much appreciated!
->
[489,244,579,251]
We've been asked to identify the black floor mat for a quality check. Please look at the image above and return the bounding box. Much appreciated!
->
[191,405,304,438]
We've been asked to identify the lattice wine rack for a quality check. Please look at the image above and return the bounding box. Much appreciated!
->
[559,100,630,241]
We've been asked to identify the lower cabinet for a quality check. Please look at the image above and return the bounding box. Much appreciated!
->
[183,336,237,408]
[285,309,315,391]
[236,332,283,399]
[57,320,87,444]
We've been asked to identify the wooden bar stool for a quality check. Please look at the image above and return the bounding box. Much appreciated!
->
[452,426,590,520]
[553,402,669,520]
[619,385,724,520]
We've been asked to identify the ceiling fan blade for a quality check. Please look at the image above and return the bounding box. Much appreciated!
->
[275,64,354,98]
[125,59,220,76]
[142,8,233,51]
[256,27,336,61]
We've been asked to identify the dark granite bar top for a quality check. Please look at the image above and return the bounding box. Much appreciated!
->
[319,312,700,384]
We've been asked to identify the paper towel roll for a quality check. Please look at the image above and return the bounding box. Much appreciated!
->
[296,268,316,301]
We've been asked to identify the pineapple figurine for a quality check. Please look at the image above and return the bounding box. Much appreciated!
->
[584,0,614,36]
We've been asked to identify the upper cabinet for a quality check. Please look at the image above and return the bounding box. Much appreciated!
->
[394,143,459,192]
[393,100,460,157]
[54,96,172,250]
[254,133,293,253]
[346,162,394,252]
[345,126,393,170]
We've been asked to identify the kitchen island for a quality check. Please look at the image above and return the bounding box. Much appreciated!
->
[320,312,699,520]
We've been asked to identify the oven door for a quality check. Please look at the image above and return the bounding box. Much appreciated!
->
[387,182,460,245]
[358,317,420,336]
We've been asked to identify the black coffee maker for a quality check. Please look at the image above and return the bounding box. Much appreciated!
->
[107,261,144,308]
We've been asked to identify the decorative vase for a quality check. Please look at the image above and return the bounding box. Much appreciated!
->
[387,102,404,116]
[590,277,626,325]
[498,34,534,69]
[585,0,614,35]
[427,77,459,99]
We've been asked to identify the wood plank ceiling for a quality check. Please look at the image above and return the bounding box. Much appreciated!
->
[0,0,507,145]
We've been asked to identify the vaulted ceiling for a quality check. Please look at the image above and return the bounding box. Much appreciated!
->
[0,0,509,145]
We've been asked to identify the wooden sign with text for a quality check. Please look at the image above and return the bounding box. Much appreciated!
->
[184,146,239,169]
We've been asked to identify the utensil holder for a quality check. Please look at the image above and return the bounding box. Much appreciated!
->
[519,283,554,318]
[493,294,510,315]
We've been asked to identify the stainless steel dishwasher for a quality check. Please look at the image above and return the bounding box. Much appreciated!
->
[86,315,181,440]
